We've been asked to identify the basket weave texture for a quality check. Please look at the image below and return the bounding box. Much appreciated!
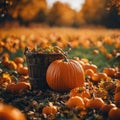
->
[25,52,64,89]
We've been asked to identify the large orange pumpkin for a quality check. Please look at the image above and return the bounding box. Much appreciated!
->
[46,59,85,91]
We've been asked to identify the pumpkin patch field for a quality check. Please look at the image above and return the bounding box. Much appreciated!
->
[0,27,120,120]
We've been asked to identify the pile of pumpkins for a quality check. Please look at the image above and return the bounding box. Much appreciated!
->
[0,47,120,120]
[44,54,120,120]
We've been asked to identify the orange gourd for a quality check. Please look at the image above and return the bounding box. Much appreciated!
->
[69,87,91,99]
[13,57,24,64]
[92,49,99,55]
[114,92,120,103]
[6,82,31,93]
[97,73,108,80]
[83,97,90,108]
[86,97,105,110]
[3,61,17,70]
[91,73,108,82]
[115,86,120,93]
[85,69,107,82]
[101,103,116,115]
[0,73,11,85]
[103,67,116,77]
[85,69,94,77]
[106,53,113,59]
[42,106,57,115]
[115,72,120,79]
[83,63,98,73]
[108,107,120,120]
[17,67,28,76]
[46,57,85,91]
[113,86,120,106]
[0,103,26,120]
[17,63,23,69]
[67,96,85,109]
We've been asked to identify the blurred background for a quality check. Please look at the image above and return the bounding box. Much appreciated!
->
[0,0,120,28]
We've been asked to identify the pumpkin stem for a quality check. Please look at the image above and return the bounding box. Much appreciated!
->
[54,46,71,62]
[63,54,69,62]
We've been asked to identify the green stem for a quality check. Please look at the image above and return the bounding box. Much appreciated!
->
[55,46,70,62]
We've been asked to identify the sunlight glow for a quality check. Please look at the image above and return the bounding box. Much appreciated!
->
[46,0,85,11]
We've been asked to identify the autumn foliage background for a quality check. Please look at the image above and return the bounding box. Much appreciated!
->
[0,0,120,28]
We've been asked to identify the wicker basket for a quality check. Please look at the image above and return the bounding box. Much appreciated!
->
[25,50,64,90]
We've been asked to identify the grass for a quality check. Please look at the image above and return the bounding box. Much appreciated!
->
[2,44,118,72]
[67,45,119,71]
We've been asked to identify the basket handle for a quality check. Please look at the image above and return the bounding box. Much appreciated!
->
[24,47,30,56]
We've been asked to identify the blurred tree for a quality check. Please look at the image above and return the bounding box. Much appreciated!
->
[103,6,120,28]
[0,0,12,17]
[0,0,47,25]
[81,0,107,24]
[9,0,47,24]
[73,11,86,27]
[47,1,74,26]
[107,0,120,14]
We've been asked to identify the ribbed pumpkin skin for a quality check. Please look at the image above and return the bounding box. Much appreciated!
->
[46,59,85,91]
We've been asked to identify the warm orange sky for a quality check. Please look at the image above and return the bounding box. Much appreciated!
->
[46,0,85,11]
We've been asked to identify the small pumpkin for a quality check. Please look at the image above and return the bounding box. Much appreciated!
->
[17,67,28,76]
[92,49,99,55]
[83,97,90,108]
[46,56,85,91]
[115,86,120,93]
[86,97,105,109]
[6,82,31,93]
[103,67,116,77]
[67,96,85,109]
[42,103,57,115]
[13,57,24,64]
[101,103,116,115]
[114,92,120,103]
[69,87,91,99]
[108,106,120,120]
[91,73,108,82]
[0,73,11,84]
[83,63,98,73]
[115,72,120,79]
[106,53,113,59]
[85,69,94,78]
[0,103,26,120]
[85,69,107,82]
[8,61,17,70]
[3,60,17,70]
[0,77,11,86]
[17,63,23,69]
